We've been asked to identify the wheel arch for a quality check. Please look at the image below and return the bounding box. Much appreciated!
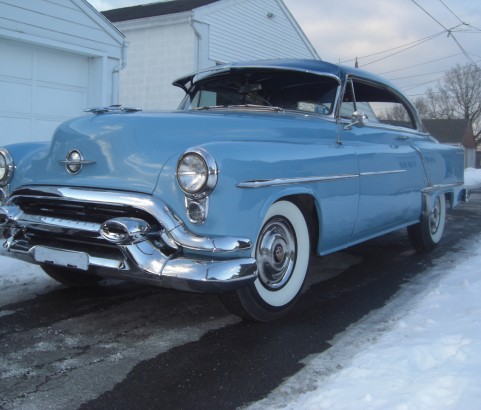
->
[422,183,466,214]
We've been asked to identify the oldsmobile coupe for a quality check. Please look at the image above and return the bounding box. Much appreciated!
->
[0,59,466,321]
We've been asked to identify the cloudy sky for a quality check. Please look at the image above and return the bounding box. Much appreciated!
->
[89,0,481,99]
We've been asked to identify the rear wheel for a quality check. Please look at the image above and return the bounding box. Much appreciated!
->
[408,194,446,251]
[41,265,101,287]
[221,200,310,321]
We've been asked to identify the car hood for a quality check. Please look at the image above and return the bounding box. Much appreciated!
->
[19,110,333,194]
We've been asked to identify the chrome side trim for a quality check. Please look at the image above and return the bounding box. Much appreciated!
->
[237,170,407,189]
[58,159,97,166]
[422,182,464,193]
[237,174,359,188]
[359,170,407,176]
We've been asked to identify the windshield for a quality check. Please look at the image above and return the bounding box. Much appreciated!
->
[179,69,340,115]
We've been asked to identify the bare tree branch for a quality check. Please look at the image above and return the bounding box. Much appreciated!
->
[414,64,481,144]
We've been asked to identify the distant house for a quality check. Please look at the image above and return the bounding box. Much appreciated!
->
[0,0,126,144]
[423,119,476,168]
[102,0,319,110]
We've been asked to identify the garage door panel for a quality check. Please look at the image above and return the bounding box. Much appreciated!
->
[0,41,33,80]
[0,116,31,145]
[36,50,88,87]
[0,40,89,144]
[0,81,32,114]
[34,87,87,117]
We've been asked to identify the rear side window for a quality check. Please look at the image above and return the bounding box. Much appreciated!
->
[340,79,416,129]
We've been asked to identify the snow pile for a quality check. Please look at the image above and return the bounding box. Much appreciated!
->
[0,259,56,310]
[275,239,481,409]
[464,168,481,188]
[249,168,481,410]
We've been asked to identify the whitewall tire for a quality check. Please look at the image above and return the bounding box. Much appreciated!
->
[408,194,446,251]
[221,200,311,321]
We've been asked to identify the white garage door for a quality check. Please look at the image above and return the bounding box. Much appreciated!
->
[0,40,89,145]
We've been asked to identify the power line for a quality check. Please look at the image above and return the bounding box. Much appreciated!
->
[340,30,446,65]
[335,0,480,87]
[339,1,480,71]
[361,32,451,67]
[378,53,461,75]
[403,77,443,92]
[358,31,450,68]
[437,0,465,25]
[407,83,481,99]
[411,0,449,30]
[410,0,477,65]
[388,69,449,81]
[436,0,481,32]
[388,57,481,82]
[402,59,481,96]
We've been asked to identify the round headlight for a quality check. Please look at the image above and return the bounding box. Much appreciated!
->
[176,148,218,196]
[0,148,14,186]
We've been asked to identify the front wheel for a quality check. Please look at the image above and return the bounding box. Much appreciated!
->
[221,200,310,321]
[408,194,446,251]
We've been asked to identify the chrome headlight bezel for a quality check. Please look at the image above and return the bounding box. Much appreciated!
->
[0,148,14,187]
[176,148,218,198]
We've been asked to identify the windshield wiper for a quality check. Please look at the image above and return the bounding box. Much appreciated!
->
[193,104,283,112]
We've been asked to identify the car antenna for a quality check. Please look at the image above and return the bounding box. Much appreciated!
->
[336,60,343,145]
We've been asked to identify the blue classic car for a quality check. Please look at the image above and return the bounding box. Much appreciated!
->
[0,59,466,321]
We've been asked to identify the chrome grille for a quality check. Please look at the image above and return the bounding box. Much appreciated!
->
[13,197,159,227]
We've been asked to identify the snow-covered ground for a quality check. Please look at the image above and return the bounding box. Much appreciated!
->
[2,169,481,409]
[250,168,481,410]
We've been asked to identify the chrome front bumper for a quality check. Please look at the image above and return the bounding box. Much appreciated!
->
[0,186,257,293]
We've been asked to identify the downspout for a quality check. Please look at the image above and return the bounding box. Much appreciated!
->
[190,15,202,71]
[111,40,128,104]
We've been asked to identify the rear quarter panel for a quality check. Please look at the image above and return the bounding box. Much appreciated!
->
[413,141,465,185]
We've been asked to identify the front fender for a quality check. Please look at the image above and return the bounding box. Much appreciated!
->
[2,142,50,192]
[154,139,358,255]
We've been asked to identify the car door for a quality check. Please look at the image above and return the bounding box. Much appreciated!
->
[339,78,427,239]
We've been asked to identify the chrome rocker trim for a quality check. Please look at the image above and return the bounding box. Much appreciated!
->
[0,186,256,293]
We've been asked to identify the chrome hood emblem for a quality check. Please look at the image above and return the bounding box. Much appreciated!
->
[59,150,96,174]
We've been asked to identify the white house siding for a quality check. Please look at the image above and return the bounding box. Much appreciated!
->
[109,0,318,110]
[115,15,195,111]
[0,0,125,144]
[195,0,318,63]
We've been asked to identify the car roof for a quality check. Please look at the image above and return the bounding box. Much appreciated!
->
[173,59,398,92]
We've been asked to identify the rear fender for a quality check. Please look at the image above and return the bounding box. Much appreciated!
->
[412,141,465,186]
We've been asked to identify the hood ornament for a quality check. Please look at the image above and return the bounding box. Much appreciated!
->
[59,150,96,174]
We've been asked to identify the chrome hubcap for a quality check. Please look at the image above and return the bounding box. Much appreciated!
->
[429,197,441,234]
[257,217,296,290]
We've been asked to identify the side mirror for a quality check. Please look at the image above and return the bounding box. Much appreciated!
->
[343,111,368,130]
